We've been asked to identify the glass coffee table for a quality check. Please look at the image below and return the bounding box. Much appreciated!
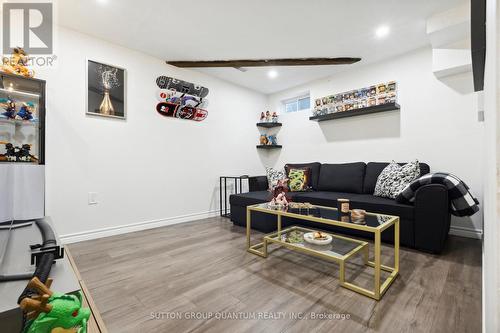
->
[246,203,400,300]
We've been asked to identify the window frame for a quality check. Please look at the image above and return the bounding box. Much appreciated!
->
[282,93,311,113]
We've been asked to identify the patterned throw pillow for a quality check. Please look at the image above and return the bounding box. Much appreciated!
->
[266,167,286,190]
[285,164,314,189]
[374,160,421,199]
[288,168,311,192]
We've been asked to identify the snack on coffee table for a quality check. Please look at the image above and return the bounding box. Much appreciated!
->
[351,209,366,224]
[289,202,315,209]
[313,231,328,240]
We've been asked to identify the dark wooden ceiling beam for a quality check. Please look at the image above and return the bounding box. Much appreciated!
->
[166,57,361,68]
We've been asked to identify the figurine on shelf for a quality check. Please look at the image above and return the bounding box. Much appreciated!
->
[1,47,35,78]
[260,112,265,122]
[16,102,34,121]
[265,110,272,122]
[267,135,278,145]
[259,134,268,145]
[1,97,16,119]
[272,112,278,123]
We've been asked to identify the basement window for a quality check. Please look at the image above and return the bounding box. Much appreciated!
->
[283,94,310,113]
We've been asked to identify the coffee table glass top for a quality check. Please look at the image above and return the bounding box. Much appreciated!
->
[250,203,396,229]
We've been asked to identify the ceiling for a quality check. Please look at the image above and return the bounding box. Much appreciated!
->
[55,0,465,94]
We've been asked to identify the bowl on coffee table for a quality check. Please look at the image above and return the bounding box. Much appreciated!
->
[303,231,333,245]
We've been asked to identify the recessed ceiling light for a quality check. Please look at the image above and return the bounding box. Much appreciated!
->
[375,25,390,38]
[267,69,278,79]
[96,0,109,4]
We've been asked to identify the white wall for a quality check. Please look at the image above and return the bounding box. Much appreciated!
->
[266,47,483,234]
[34,27,267,240]
[484,0,499,330]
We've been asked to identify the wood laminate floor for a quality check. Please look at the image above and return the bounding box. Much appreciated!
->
[68,217,481,333]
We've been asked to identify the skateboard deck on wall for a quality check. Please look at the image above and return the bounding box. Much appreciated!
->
[156,76,209,98]
[156,102,208,121]
[156,89,209,107]
[155,76,209,122]
[156,89,208,121]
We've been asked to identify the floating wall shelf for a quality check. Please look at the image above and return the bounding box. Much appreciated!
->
[256,122,282,128]
[309,102,400,122]
[256,145,282,149]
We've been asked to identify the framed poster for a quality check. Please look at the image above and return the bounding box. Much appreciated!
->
[86,59,126,119]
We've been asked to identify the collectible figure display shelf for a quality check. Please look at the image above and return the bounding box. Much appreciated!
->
[0,72,46,164]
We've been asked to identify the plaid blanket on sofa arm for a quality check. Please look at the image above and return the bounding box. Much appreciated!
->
[396,172,480,217]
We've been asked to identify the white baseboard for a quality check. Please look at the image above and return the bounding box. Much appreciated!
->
[59,212,482,244]
[59,210,219,244]
[449,225,483,239]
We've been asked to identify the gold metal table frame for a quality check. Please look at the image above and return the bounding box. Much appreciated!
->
[246,204,400,300]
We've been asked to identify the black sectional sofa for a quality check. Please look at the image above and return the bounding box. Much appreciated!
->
[230,162,451,254]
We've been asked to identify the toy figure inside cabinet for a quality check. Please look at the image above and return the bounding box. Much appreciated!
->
[16,102,35,120]
[1,96,16,119]
[0,142,37,162]
[0,98,37,121]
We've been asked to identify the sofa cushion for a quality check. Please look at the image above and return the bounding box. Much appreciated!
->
[265,167,286,190]
[373,160,421,199]
[230,191,269,207]
[317,162,366,193]
[248,176,269,192]
[293,191,414,220]
[350,194,414,220]
[287,167,312,192]
[285,162,322,190]
[363,162,430,194]
[293,191,360,207]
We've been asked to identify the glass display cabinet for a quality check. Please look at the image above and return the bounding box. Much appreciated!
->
[0,72,46,164]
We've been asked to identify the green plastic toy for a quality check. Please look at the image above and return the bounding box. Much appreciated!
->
[20,278,91,333]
